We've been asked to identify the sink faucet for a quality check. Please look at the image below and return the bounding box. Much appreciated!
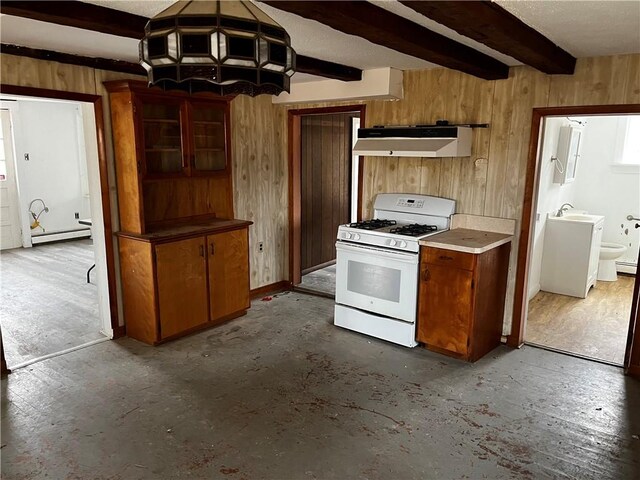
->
[556,203,574,217]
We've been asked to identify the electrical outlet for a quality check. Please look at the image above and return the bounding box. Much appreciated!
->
[258,241,264,253]
[75,212,80,219]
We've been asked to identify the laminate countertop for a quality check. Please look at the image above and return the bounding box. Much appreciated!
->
[419,228,512,254]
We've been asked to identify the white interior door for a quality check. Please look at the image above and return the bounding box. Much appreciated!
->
[0,110,22,250]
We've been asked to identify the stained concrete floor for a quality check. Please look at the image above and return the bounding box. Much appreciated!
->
[0,239,104,367]
[2,291,640,479]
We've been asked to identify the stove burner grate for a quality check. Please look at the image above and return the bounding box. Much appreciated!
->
[348,219,397,230]
[389,224,438,237]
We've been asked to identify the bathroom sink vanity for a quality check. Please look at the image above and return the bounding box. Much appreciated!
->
[540,213,604,298]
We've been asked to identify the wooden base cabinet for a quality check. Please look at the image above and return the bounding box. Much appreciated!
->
[156,237,209,339]
[118,223,250,345]
[417,244,511,362]
[208,229,250,320]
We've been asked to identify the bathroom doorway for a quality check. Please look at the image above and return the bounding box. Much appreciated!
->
[520,111,640,365]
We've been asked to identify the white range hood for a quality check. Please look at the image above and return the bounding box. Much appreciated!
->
[353,125,473,157]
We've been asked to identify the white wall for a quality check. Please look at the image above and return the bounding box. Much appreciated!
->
[573,116,640,267]
[529,115,640,299]
[11,99,91,245]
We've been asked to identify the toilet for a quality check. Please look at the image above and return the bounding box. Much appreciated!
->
[598,242,627,281]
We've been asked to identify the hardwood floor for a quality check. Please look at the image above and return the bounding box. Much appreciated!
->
[526,276,634,365]
[0,239,104,367]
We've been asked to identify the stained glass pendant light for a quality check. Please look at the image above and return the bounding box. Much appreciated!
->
[140,0,296,96]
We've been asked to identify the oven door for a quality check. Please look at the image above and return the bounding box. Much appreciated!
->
[335,241,419,323]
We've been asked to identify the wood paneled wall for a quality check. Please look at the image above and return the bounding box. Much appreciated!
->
[3,53,639,335]
[360,55,639,333]
[230,94,287,288]
[281,54,639,334]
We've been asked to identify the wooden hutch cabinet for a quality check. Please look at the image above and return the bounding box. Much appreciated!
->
[105,80,251,345]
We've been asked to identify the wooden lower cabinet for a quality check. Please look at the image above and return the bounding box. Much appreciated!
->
[417,243,511,362]
[118,223,250,345]
[156,237,209,339]
[207,229,250,321]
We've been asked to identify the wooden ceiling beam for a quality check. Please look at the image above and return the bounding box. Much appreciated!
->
[0,1,146,39]
[296,56,361,81]
[399,0,576,75]
[1,43,146,76]
[260,0,509,80]
[0,0,362,82]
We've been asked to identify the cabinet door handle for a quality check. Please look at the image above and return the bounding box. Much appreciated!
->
[210,243,215,255]
[439,255,454,261]
[199,245,205,257]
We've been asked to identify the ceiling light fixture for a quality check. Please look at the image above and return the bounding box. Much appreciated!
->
[140,0,296,96]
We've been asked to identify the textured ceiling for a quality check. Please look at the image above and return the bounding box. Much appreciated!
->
[0,14,141,62]
[496,0,640,57]
[1,0,639,84]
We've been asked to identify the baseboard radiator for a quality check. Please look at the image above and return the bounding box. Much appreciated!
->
[31,228,91,245]
[617,261,637,275]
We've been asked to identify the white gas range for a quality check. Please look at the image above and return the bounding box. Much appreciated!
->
[334,193,456,347]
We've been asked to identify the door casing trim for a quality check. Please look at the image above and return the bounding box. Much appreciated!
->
[287,105,366,286]
[508,103,640,375]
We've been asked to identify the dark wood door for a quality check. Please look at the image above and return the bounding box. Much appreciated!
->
[417,261,474,357]
[208,229,250,322]
[300,113,353,272]
[156,237,209,339]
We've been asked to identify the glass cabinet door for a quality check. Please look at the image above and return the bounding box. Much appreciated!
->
[190,103,227,173]
[140,98,186,175]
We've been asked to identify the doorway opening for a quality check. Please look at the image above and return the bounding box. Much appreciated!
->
[288,105,365,298]
[511,105,640,374]
[0,89,117,370]
[525,113,639,365]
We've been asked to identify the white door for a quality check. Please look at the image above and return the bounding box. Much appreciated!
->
[0,110,22,250]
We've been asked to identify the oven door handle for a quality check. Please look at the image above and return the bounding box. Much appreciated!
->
[335,241,419,262]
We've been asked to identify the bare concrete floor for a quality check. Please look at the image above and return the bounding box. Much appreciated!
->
[299,264,336,297]
[2,291,639,479]
[0,239,103,367]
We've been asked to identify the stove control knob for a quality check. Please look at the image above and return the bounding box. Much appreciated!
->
[353,233,361,240]
[389,239,397,247]
[344,232,352,240]
[399,241,407,248]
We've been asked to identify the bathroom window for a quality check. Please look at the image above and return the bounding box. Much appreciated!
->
[612,115,640,173]
[621,116,640,165]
